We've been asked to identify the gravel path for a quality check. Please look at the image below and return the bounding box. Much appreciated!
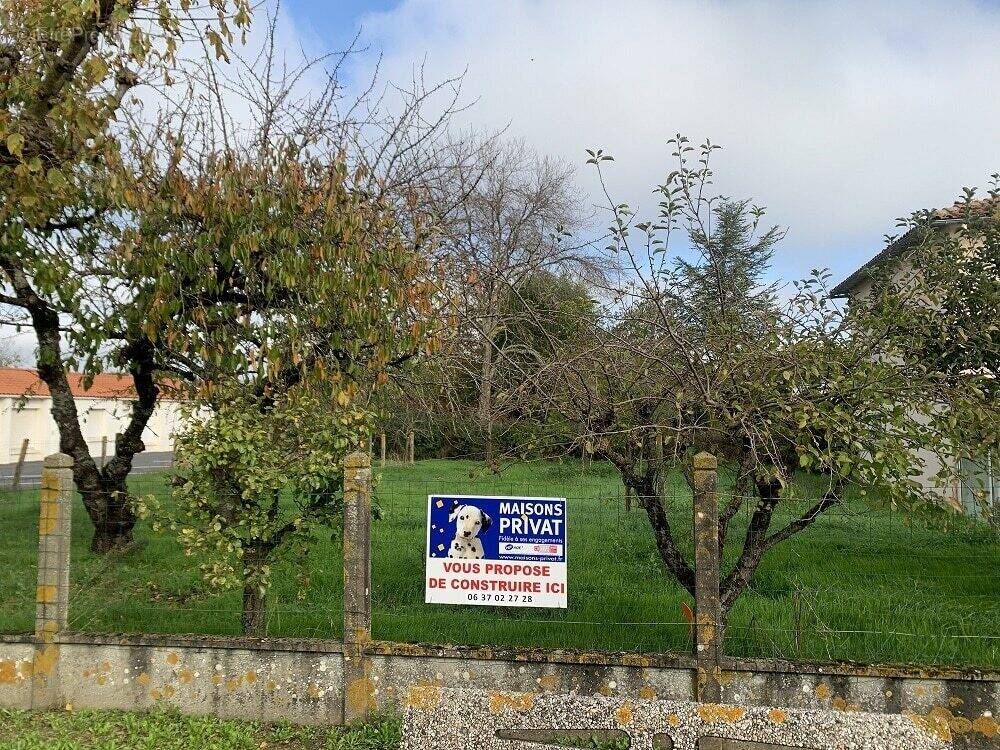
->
[402,687,951,750]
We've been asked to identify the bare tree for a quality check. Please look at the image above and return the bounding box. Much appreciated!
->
[539,137,997,650]
[408,137,598,460]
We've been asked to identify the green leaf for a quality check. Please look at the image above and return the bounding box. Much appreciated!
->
[5,133,24,157]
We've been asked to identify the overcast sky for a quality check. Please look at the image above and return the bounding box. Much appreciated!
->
[278,0,1000,283]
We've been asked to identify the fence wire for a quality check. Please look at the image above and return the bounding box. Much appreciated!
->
[1,458,997,670]
[0,482,39,635]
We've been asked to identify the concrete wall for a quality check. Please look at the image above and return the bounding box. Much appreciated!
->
[0,396,184,462]
[1,634,997,747]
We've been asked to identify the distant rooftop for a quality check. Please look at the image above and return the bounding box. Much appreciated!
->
[0,368,180,400]
[831,197,998,298]
[928,197,998,221]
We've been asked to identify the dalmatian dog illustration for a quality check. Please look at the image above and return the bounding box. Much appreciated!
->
[447,501,492,559]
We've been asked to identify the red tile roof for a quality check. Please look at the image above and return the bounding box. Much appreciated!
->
[0,368,178,400]
[930,197,998,220]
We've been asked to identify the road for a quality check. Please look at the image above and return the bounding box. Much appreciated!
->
[0,451,173,489]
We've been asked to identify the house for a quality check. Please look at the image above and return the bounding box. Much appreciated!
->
[831,198,998,518]
[0,368,185,465]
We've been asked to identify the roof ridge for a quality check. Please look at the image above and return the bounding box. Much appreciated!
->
[0,367,180,399]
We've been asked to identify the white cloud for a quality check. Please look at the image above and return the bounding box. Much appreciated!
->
[340,0,1000,280]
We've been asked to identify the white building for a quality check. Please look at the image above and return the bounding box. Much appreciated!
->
[0,368,185,464]
[831,198,998,518]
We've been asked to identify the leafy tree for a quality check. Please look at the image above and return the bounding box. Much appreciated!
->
[121,33,447,631]
[0,0,249,551]
[892,184,999,396]
[1,2,459,552]
[543,137,998,649]
[674,198,782,340]
[131,132,439,632]
[146,382,368,635]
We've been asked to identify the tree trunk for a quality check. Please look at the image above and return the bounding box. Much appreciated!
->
[85,479,137,552]
[720,479,780,611]
[21,290,158,553]
[478,330,495,462]
[241,583,267,637]
[241,545,269,636]
[634,476,696,595]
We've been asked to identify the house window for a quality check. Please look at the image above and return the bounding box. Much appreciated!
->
[960,452,998,520]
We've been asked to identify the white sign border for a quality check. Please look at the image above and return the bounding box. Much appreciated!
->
[425,493,568,608]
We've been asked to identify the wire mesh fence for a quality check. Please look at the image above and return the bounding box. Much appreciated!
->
[1,457,997,670]
[66,473,347,640]
[0,481,39,635]
[371,461,1000,667]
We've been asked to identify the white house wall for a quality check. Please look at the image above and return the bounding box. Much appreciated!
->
[0,396,185,463]
[844,225,981,510]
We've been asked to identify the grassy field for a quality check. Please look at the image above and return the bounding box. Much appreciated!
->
[0,707,400,750]
[1,459,997,668]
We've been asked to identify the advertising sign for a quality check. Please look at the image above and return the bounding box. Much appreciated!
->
[425,494,567,608]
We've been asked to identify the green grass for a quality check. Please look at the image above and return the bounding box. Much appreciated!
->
[1,459,997,668]
[0,707,400,750]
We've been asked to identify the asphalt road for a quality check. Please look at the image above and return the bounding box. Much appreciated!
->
[0,451,173,489]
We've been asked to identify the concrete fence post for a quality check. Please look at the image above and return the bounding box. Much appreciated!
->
[406,430,415,465]
[380,433,386,468]
[342,451,374,723]
[692,450,723,703]
[32,452,73,708]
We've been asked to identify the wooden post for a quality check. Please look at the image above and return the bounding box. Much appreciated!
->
[32,453,73,709]
[100,436,108,469]
[792,587,802,658]
[624,441,634,512]
[380,433,387,468]
[407,430,415,465]
[11,438,28,489]
[653,429,664,465]
[692,450,723,703]
[342,451,374,722]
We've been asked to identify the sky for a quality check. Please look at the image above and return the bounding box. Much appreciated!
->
[274,0,1000,284]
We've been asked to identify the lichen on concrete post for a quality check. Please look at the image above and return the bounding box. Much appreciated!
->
[32,452,73,708]
[342,451,374,723]
[692,450,723,703]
